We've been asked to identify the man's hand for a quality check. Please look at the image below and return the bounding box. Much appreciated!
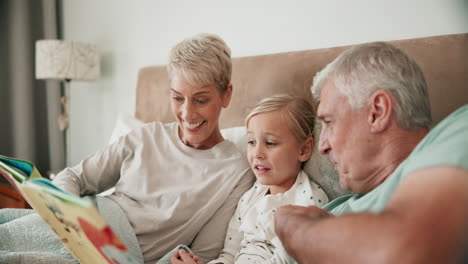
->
[274,205,333,258]
[275,205,333,236]
[170,249,204,264]
[276,205,333,220]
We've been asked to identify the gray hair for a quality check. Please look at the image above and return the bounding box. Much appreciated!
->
[246,94,316,143]
[168,33,232,94]
[311,42,432,129]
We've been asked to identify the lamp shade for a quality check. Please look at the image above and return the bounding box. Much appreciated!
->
[35,40,100,81]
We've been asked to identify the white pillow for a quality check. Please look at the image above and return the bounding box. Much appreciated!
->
[108,113,145,144]
[221,126,247,156]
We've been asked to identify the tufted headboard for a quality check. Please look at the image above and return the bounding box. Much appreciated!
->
[135,33,468,199]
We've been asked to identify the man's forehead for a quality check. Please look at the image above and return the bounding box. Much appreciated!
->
[316,80,337,117]
[317,104,333,120]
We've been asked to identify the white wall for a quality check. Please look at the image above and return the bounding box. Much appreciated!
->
[61,0,468,165]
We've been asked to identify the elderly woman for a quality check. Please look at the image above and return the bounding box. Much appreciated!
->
[0,33,254,264]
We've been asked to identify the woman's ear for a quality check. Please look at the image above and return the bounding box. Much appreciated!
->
[222,83,233,108]
[299,137,314,162]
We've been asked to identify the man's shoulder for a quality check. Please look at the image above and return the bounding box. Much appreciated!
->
[397,105,468,178]
[447,104,468,119]
[418,104,468,147]
[430,105,468,134]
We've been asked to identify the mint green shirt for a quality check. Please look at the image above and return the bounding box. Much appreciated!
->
[324,105,468,215]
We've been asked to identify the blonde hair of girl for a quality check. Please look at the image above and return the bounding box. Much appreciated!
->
[246,94,316,146]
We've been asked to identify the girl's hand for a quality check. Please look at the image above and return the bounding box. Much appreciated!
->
[170,248,204,264]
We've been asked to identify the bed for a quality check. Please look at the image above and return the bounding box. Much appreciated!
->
[132,33,468,200]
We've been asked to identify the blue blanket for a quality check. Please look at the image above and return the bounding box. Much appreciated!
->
[0,196,143,264]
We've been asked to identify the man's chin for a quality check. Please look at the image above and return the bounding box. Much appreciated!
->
[339,178,351,191]
[339,183,348,191]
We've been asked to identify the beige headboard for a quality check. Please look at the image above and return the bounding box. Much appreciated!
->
[136,33,468,128]
[135,33,468,199]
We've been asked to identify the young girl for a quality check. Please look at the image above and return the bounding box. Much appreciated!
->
[171,94,328,264]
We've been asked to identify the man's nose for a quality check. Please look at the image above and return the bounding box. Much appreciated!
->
[318,128,331,155]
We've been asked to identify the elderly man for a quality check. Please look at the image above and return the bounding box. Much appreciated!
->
[274,42,468,263]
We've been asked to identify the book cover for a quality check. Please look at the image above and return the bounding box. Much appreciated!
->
[0,155,138,264]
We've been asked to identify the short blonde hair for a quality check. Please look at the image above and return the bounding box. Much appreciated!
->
[246,94,316,143]
[167,33,232,94]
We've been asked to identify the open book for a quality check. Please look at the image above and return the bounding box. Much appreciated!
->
[0,155,138,264]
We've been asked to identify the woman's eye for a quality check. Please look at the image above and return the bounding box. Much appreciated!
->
[247,140,255,145]
[266,141,277,146]
[195,98,208,104]
[172,96,183,102]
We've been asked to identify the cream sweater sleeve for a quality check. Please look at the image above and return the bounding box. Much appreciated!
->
[52,138,129,196]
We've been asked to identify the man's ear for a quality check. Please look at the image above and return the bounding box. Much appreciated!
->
[222,83,233,108]
[368,89,393,133]
[299,137,314,162]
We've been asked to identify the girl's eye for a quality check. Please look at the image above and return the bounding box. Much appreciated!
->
[195,98,208,104]
[266,141,277,146]
[247,140,255,145]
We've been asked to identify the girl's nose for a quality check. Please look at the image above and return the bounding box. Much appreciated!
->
[255,145,265,160]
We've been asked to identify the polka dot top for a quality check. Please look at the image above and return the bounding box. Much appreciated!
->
[208,170,329,264]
